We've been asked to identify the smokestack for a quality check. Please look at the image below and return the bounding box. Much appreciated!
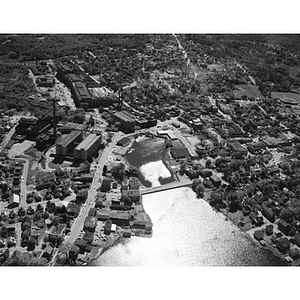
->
[52,97,57,140]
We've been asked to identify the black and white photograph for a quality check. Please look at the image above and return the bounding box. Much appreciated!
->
[1,1,300,299]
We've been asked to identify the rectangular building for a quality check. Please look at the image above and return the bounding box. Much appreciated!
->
[74,133,102,161]
[56,130,83,156]
[73,82,92,108]
[112,111,136,133]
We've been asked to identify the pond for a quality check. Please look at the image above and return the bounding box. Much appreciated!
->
[125,136,175,187]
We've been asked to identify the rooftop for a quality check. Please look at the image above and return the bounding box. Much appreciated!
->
[113,111,136,123]
[57,130,82,148]
[48,224,67,236]
[75,134,101,151]
[74,82,91,98]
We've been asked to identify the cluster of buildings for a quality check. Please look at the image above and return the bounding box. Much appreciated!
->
[15,116,56,150]
[56,62,119,110]
[0,158,24,207]
[73,176,153,256]
[111,109,157,133]
[56,131,102,161]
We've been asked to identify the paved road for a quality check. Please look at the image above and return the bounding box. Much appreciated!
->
[18,158,29,207]
[64,131,124,245]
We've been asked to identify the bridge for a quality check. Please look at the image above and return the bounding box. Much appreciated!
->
[140,180,192,195]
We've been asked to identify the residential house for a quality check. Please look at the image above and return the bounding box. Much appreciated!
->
[48,224,67,242]
[83,231,94,244]
[278,219,291,236]
[42,245,54,259]
[83,216,97,232]
[275,237,290,253]
[262,205,275,223]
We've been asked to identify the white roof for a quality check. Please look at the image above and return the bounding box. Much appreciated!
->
[111,224,117,232]
[9,194,20,204]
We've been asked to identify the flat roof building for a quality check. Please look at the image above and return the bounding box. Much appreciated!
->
[74,133,102,161]
[48,224,67,241]
[73,82,92,109]
[112,111,136,133]
[8,194,20,209]
[56,130,83,157]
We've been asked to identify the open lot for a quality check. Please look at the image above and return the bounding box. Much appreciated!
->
[8,140,36,158]
[271,91,300,104]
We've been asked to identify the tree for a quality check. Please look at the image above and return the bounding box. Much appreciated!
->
[36,203,43,212]
[210,191,223,207]
[194,183,205,198]
[51,216,60,226]
[3,251,47,266]
[27,238,36,251]
[280,208,294,224]
[55,242,73,266]
[59,205,67,215]
[205,159,212,169]
[43,211,49,219]
[127,166,138,177]
[88,115,95,126]
[111,163,126,181]
[0,226,7,238]
[179,161,187,176]
[192,179,205,198]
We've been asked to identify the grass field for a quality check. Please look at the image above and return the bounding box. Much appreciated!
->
[271,92,300,104]
[234,84,263,98]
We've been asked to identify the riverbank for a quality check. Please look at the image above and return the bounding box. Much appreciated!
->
[207,199,289,266]
[88,235,124,266]
[125,135,176,187]
[94,187,283,266]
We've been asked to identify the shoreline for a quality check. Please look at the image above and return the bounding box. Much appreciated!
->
[210,203,288,266]
[86,184,289,266]
[88,235,124,266]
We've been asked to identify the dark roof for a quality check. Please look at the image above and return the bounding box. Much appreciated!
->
[117,137,131,147]
[113,111,136,123]
[75,239,87,247]
[88,208,97,216]
[83,231,94,240]
[84,216,97,228]
[171,147,190,159]
[129,178,139,190]
[77,189,88,198]
[67,202,81,214]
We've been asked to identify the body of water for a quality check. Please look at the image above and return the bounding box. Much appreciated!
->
[126,137,175,187]
[95,187,285,266]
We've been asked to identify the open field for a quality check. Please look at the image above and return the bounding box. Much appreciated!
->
[8,140,35,158]
[234,84,263,98]
[271,91,300,104]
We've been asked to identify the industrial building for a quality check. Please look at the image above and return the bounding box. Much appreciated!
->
[88,87,118,108]
[72,82,92,109]
[56,130,83,157]
[58,122,87,133]
[74,133,102,161]
[112,110,136,133]
[36,76,55,87]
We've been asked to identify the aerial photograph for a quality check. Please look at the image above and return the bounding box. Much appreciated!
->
[2,33,300,267]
